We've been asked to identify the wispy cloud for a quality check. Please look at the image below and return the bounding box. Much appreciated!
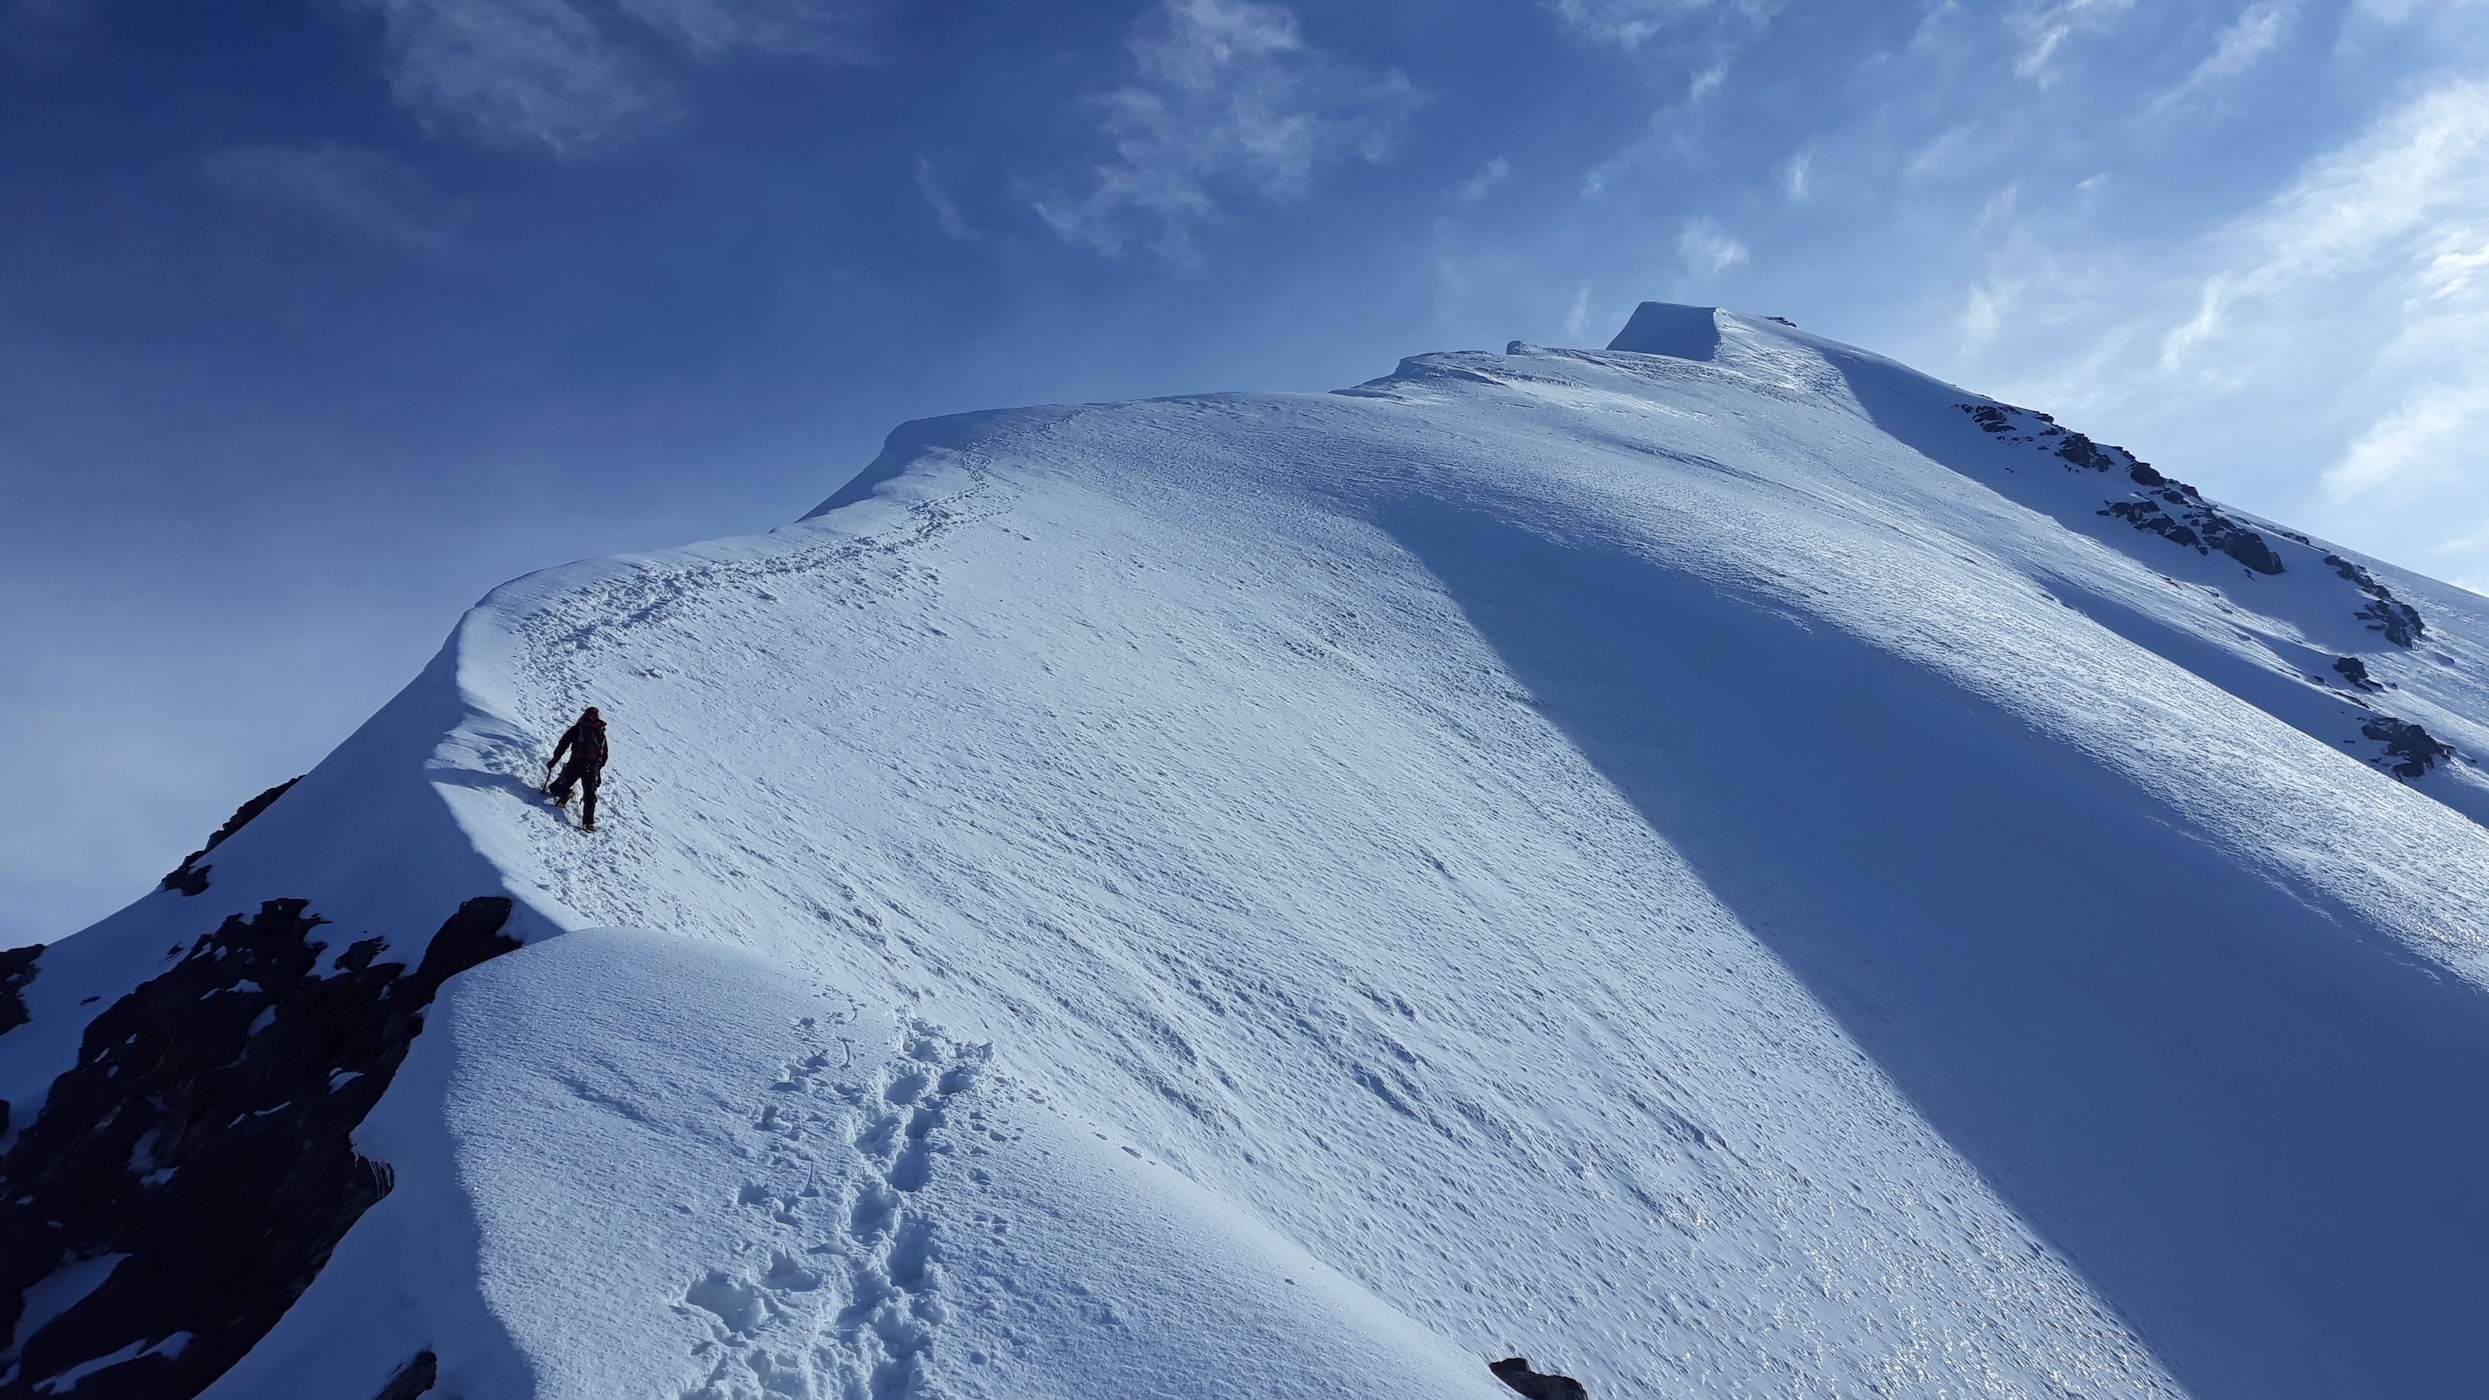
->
[613,0,868,58]
[1547,0,1777,51]
[1451,157,1510,202]
[914,156,976,240]
[1780,144,1812,201]
[1677,216,1748,275]
[2327,379,2489,500]
[203,141,464,247]
[2161,80,2489,373]
[1962,275,2026,347]
[2154,1,2295,109]
[2009,0,2137,81]
[1905,122,1975,180]
[352,0,668,150]
[2141,80,2489,507]
[348,0,869,152]
[1035,0,1419,262]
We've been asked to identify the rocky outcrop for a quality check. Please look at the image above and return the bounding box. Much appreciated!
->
[0,896,519,1400]
[0,947,39,1040]
[1964,397,2438,638]
[1959,404,2285,575]
[0,945,42,1141]
[2324,554,2427,647]
[1491,1356,1589,1400]
[159,778,302,897]
[2333,656,2384,692]
[2361,717,2455,779]
[2095,491,2283,574]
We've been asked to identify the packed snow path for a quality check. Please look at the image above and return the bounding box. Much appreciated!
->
[9,308,2489,1400]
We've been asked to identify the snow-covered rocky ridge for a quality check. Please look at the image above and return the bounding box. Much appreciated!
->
[8,305,2489,1400]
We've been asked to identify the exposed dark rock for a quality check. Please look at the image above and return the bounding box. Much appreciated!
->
[2362,717,2455,779]
[2218,528,2286,575]
[373,1350,436,1400]
[0,896,517,1400]
[2095,493,2281,573]
[0,945,42,1140]
[160,778,303,897]
[1959,404,2284,574]
[1763,315,1799,328]
[1492,1356,1588,1400]
[0,945,41,1039]
[2056,432,2117,472]
[2334,656,2384,692]
[2325,554,2427,647]
[2103,499,2197,548]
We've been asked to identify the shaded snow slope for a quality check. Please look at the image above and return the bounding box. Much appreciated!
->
[11,306,2489,1400]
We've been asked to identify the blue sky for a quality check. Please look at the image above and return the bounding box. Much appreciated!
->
[7,0,2489,942]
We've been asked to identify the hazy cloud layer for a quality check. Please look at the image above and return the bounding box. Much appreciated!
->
[203,141,464,246]
[1036,0,1418,261]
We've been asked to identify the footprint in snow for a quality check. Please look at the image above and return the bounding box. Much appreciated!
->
[677,1019,993,1400]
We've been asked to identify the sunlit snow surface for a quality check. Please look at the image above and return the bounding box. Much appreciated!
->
[18,311,2489,1399]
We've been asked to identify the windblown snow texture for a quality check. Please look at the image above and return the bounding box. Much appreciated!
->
[11,305,2489,1400]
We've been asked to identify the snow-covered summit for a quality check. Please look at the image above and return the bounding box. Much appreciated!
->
[7,306,2489,1400]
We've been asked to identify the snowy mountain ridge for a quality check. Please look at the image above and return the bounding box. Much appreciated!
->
[6,306,2489,1400]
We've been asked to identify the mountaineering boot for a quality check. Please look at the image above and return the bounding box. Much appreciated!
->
[581,819,597,832]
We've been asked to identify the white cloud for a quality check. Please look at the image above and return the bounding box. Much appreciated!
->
[1781,145,1812,201]
[1452,157,1511,202]
[1962,276,2026,347]
[203,141,463,247]
[1905,123,1974,180]
[2138,80,2489,509]
[352,0,669,150]
[914,156,976,240]
[614,0,867,58]
[2010,0,2138,80]
[1548,0,1782,51]
[1975,182,2021,233]
[2351,0,2459,23]
[2325,380,2489,500]
[348,0,868,152]
[1677,216,1749,275]
[2155,1,2295,109]
[2160,80,2489,371]
[1035,0,1419,262]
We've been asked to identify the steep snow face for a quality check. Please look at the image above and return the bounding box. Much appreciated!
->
[12,306,2489,1400]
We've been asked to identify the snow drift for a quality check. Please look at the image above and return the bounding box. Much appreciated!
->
[8,306,2489,1400]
